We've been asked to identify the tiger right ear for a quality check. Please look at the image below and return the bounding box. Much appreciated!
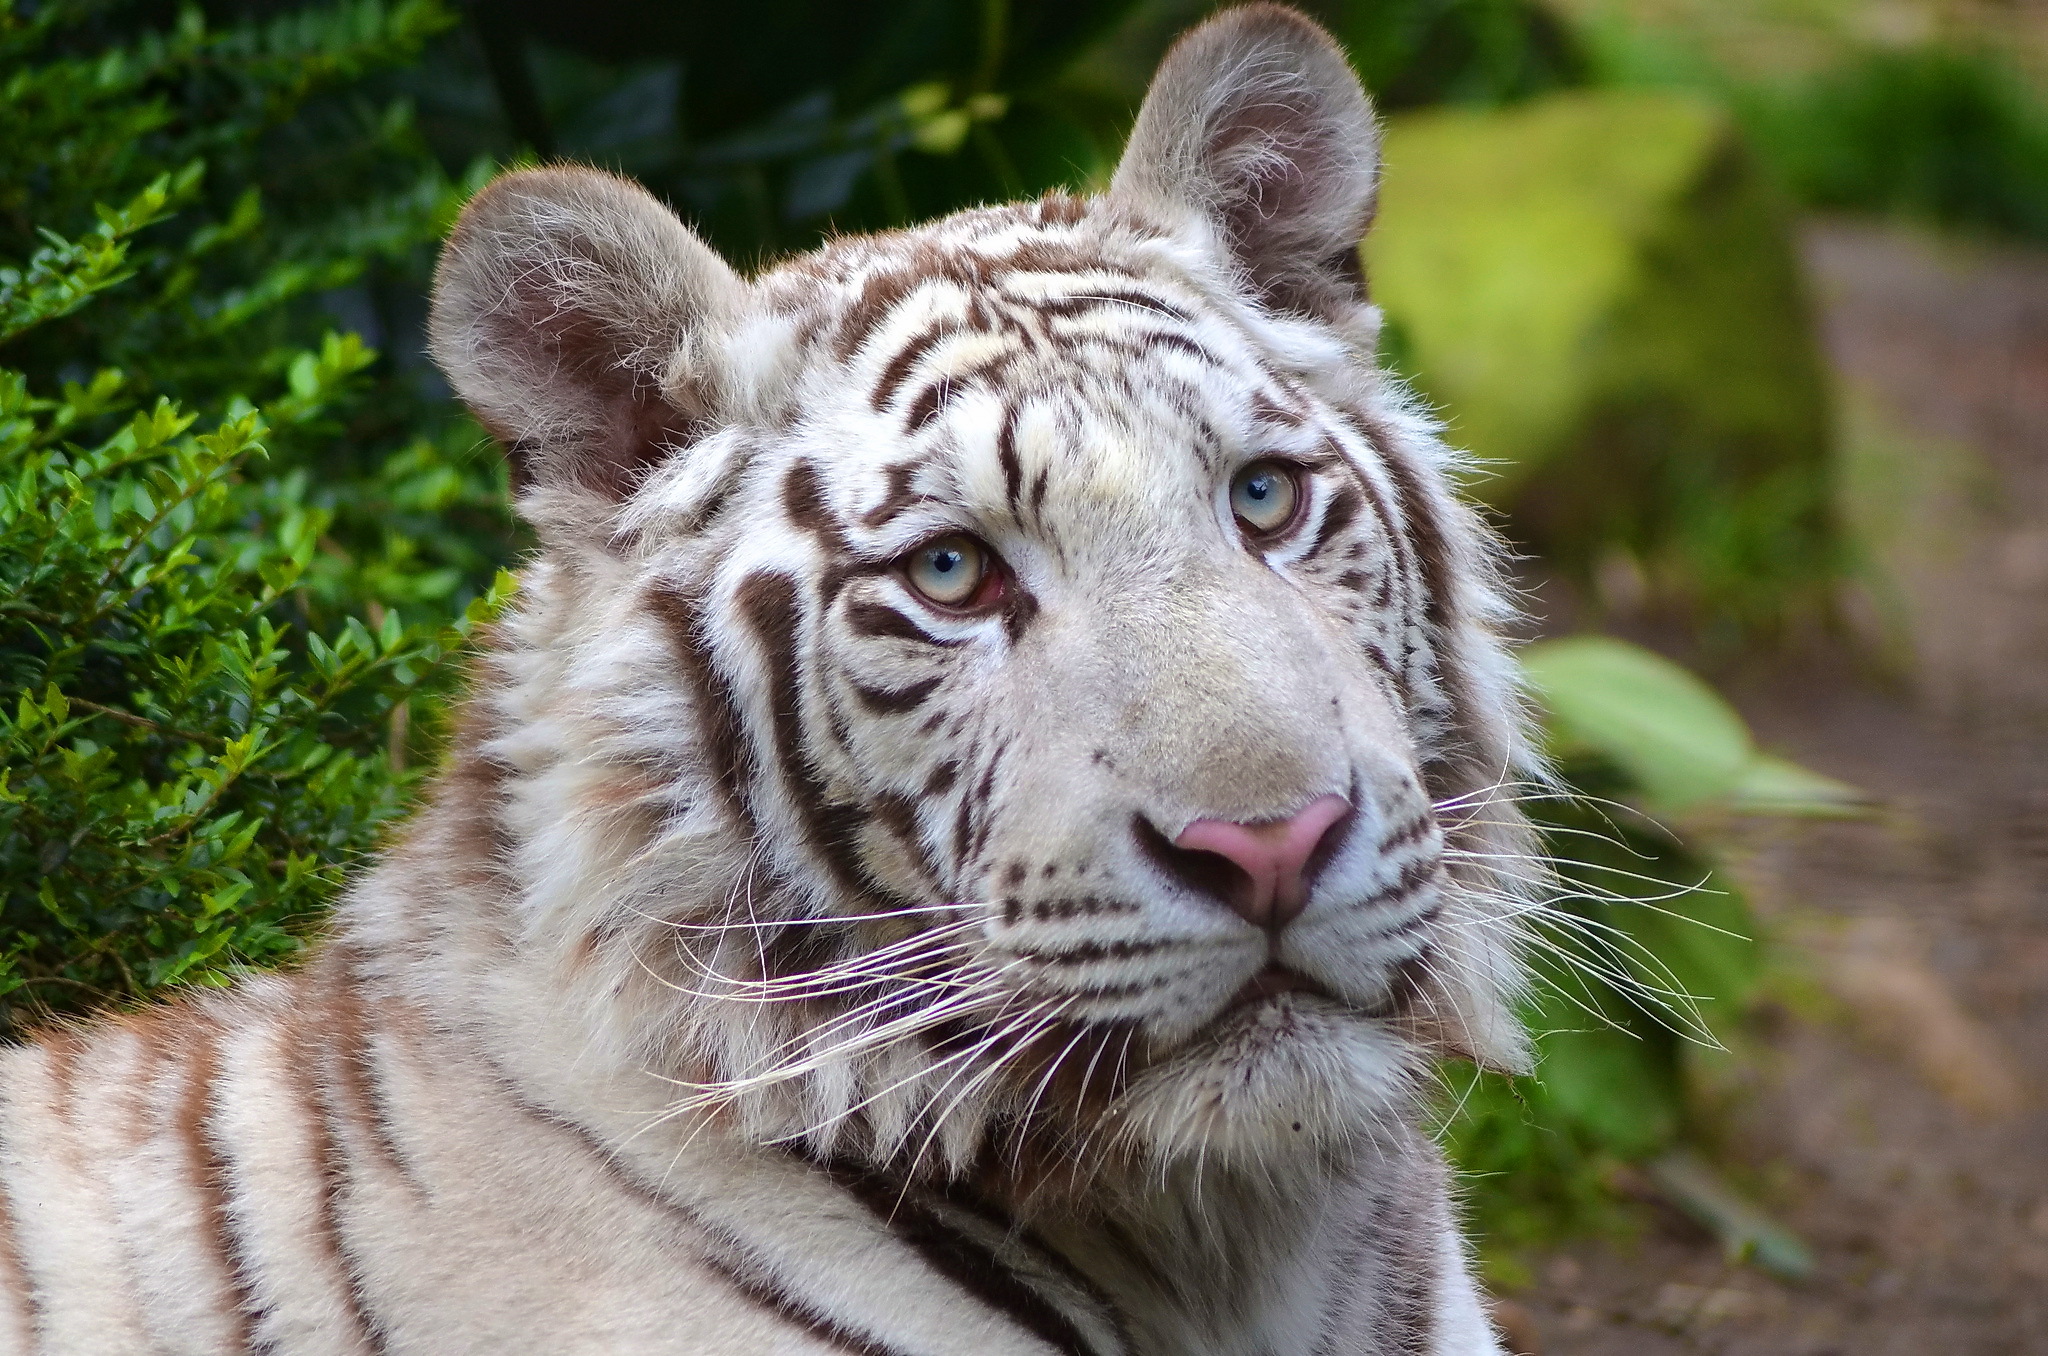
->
[1109,4,1378,326]
[428,167,745,524]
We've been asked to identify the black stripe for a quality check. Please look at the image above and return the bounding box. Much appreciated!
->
[649,583,754,825]
[1372,436,1451,643]
[1029,937,1168,964]
[1341,422,1436,716]
[1032,290,1193,324]
[904,379,950,433]
[327,956,426,1196]
[692,1236,913,1356]
[1366,855,1444,911]
[819,1166,1106,1356]
[996,402,1023,513]
[866,790,946,886]
[1252,391,1307,427]
[862,459,926,529]
[1028,466,1051,520]
[1067,330,1221,369]
[872,322,955,411]
[1308,486,1363,558]
[301,966,398,1355]
[924,1179,1133,1353]
[1378,813,1437,853]
[966,741,1006,862]
[1003,587,1041,644]
[783,461,850,555]
[738,572,904,905]
[849,675,943,716]
[468,1058,917,1356]
[780,462,889,609]
[997,241,1143,282]
[845,599,960,648]
[833,265,935,362]
[182,1027,270,1353]
[950,774,977,865]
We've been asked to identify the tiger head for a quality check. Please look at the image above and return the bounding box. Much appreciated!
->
[422,4,1534,1195]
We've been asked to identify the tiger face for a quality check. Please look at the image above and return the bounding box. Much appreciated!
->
[429,6,1532,1190]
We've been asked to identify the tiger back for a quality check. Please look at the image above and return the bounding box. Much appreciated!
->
[0,7,1536,1353]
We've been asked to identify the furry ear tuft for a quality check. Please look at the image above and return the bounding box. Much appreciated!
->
[1110,4,1379,324]
[428,167,745,514]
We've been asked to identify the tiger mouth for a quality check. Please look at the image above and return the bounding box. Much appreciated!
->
[1221,963,1338,1015]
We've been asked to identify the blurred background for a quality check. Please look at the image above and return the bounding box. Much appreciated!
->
[2,1,2045,1351]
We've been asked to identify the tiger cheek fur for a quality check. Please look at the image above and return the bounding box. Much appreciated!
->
[0,8,1532,1355]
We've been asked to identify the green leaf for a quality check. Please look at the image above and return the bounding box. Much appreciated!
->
[1534,1026,1680,1158]
[1524,635,1865,819]
[1725,754,1870,817]
[1524,635,1751,812]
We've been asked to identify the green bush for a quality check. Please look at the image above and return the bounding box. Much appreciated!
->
[1370,91,1836,637]
[0,1,512,1030]
[1745,43,2048,245]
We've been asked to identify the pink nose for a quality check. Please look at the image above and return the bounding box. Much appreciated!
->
[1173,794,1352,931]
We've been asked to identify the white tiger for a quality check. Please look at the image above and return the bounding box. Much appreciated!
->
[0,6,1541,1353]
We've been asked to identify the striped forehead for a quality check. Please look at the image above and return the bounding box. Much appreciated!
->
[803,238,1313,534]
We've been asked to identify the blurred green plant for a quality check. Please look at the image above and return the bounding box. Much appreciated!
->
[1559,4,2048,245]
[436,0,1147,261]
[1442,634,1857,1274]
[1370,90,1836,638]
[1323,0,1582,110]
[1744,43,2048,245]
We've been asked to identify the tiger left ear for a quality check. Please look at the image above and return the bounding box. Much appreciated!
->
[1109,4,1379,325]
[428,166,746,534]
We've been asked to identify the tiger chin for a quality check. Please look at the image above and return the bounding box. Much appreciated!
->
[0,6,1543,1354]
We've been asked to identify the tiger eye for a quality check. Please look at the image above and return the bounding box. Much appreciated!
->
[1230,461,1300,536]
[905,535,988,607]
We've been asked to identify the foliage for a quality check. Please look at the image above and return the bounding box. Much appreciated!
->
[1743,43,2048,246]
[0,2,513,1030]
[1443,636,1856,1265]
[1525,635,1862,817]
[396,0,1583,263]
[4,0,452,391]
[420,0,1147,263]
[1558,4,2048,246]
[1322,0,1582,111]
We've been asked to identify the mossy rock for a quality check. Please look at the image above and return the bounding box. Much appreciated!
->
[1368,90,1835,634]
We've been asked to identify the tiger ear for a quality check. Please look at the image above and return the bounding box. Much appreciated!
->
[1109,4,1378,323]
[428,166,745,523]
